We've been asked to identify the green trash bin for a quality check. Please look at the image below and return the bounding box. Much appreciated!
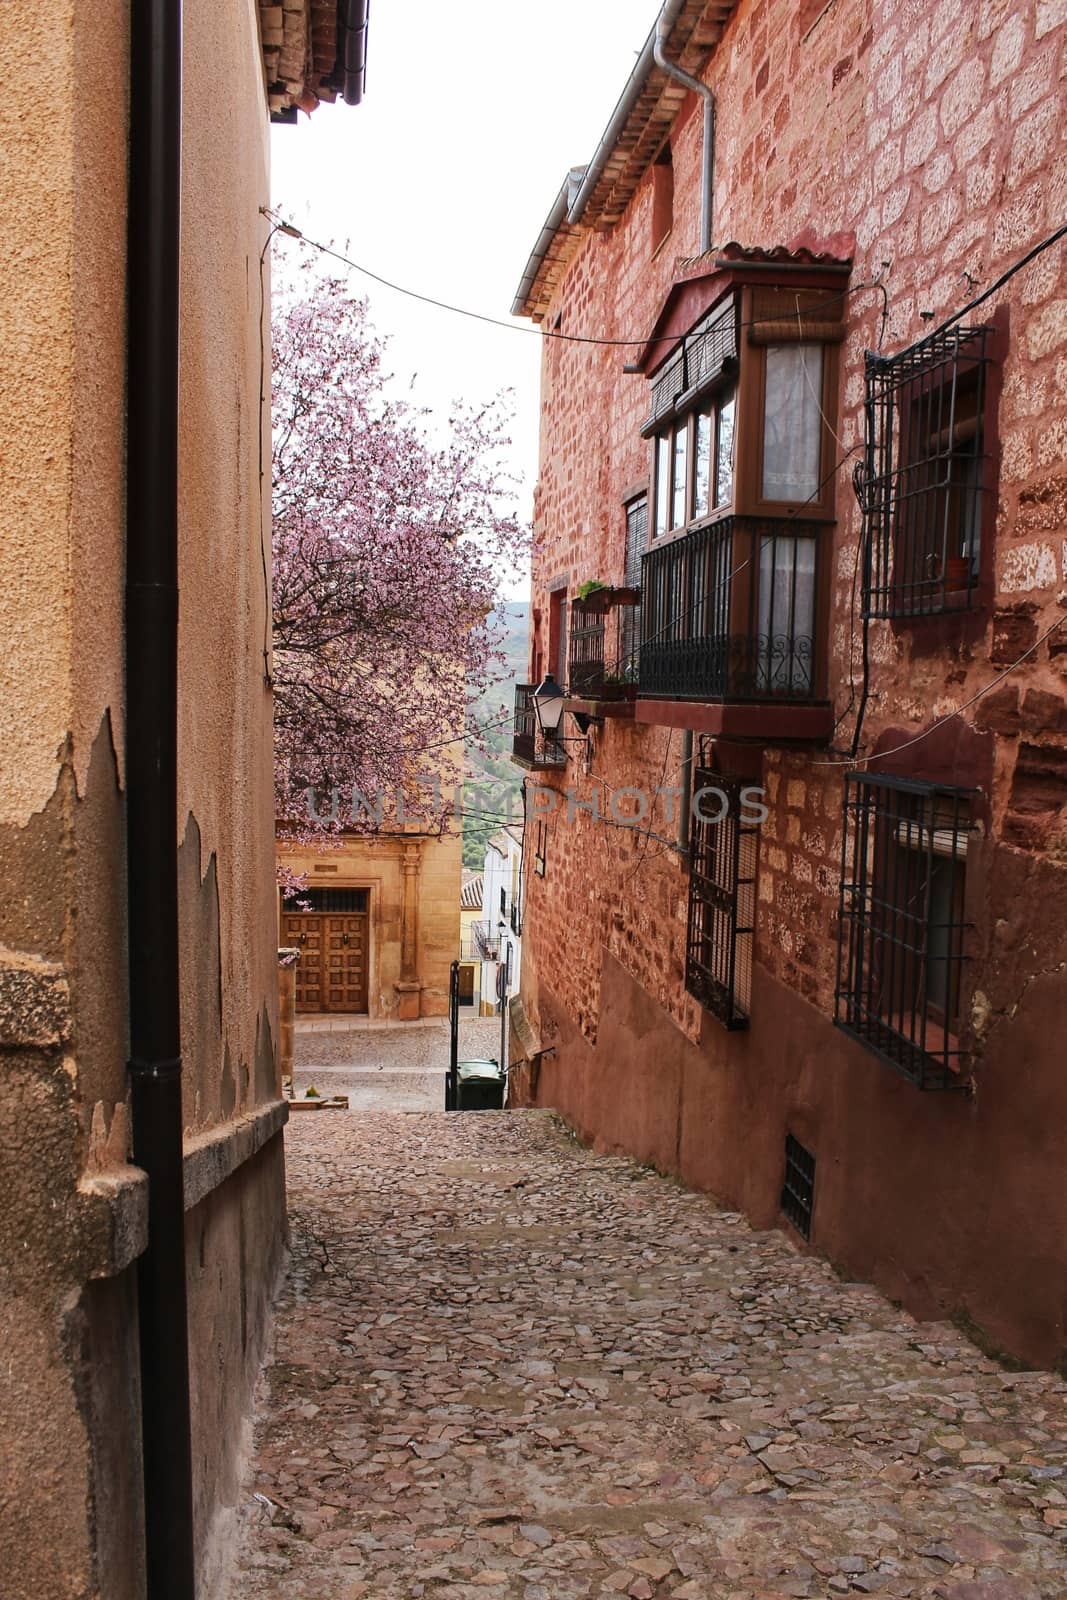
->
[455,1059,506,1111]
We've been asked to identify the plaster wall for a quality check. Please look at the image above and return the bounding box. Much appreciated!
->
[0,0,285,1593]
[519,0,1067,1368]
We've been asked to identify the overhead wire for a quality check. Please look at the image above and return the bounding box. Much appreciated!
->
[812,615,1067,769]
[261,205,889,352]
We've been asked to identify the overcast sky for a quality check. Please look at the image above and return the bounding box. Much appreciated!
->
[270,0,666,595]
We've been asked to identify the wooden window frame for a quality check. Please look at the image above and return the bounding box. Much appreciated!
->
[647,286,842,548]
[651,384,738,540]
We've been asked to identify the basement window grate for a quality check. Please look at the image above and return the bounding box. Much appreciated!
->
[781,1134,815,1239]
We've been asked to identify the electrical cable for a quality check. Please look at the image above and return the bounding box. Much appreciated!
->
[811,614,1067,768]
[261,205,888,353]
[918,221,1067,345]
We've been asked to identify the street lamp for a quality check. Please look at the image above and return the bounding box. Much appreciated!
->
[533,672,596,745]
[532,672,566,736]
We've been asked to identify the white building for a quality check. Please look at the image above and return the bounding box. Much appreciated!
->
[478,825,523,1018]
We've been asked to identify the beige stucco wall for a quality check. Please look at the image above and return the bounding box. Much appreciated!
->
[279,828,464,1018]
[0,1,283,1596]
[178,0,279,1133]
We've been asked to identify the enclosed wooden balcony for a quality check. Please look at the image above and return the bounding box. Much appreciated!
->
[637,514,833,741]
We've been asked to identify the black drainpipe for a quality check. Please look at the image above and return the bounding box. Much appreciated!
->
[126,0,196,1595]
[339,0,370,105]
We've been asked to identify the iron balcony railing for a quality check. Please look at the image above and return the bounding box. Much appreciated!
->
[567,595,641,698]
[470,920,500,961]
[512,683,567,767]
[639,514,823,702]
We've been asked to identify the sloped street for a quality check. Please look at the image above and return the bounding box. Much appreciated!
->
[228,1111,1067,1600]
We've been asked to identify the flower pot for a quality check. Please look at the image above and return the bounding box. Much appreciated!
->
[945,556,972,593]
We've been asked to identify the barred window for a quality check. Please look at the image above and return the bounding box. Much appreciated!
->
[835,774,973,1090]
[685,770,757,1028]
[860,325,991,619]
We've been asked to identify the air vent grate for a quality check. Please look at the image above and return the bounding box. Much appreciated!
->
[781,1134,816,1240]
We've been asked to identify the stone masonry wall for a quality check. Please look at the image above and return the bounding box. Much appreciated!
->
[519,0,1067,1364]
[526,0,1067,1041]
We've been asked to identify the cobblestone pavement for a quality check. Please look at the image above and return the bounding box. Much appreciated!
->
[229,1111,1067,1600]
[292,1019,502,1112]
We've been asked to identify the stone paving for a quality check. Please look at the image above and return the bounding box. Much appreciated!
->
[292,1019,502,1113]
[228,1111,1067,1600]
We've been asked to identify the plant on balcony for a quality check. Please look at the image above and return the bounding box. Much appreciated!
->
[598,673,639,701]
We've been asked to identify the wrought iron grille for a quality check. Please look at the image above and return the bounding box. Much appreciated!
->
[859,325,991,618]
[283,888,369,913]
[567,600,640,696]
[511,684,566,768]
[622,498,647,680]
[835,774,973,1090]
[640,514,819,701]
[644,298,738,430]
[471,920,500,961]
[781,1134,815,1239]
[685,770,757,1028]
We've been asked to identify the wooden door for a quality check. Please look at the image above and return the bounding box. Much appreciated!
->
[283,911,369,1013]
[284,912,325,1011]
[322,913,368,1012]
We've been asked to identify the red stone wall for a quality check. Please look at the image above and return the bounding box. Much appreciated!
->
[519,0,1067,1366]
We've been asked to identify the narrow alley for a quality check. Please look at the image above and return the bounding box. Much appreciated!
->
[228,1111,1067,1600]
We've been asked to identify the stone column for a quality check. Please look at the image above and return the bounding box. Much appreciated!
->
[394,841,422,1021]
[278,948,300,1094]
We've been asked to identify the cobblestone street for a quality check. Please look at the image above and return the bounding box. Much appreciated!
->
[229,1111,1067,1600]
[291,1019,502,1113]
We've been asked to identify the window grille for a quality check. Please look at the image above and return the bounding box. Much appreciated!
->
[859,325,991,618]
[283,888,369,913]
[685,768,757,1028]
[781,1134,815,1239]
[568,598,641,695]
[835,774,973,1090]
[556,596,569,681]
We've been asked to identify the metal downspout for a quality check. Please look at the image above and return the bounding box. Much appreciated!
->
[653,9,716,255]
[678,732,694,855]
[339,0,370,106]
[126,0,195,1595]
[567,0,690,227]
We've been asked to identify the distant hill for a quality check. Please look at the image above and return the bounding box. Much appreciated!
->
[464,602,530,870]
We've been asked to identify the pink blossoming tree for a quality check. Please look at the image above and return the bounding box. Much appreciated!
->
[271,273,526,885]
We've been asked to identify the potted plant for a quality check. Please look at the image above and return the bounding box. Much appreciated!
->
[597,672,640,702]
[576,578,612,613]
